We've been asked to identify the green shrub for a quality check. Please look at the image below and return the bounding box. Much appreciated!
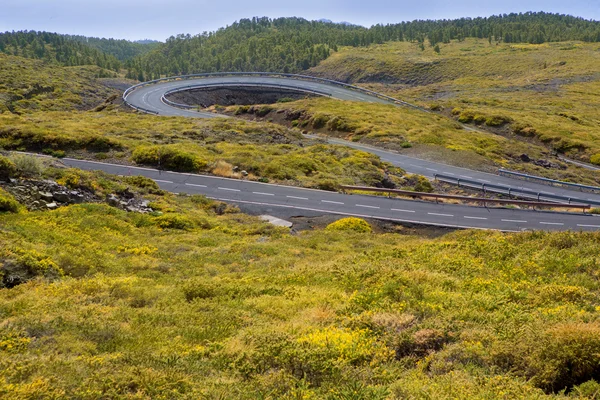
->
[1,250,63,288]
[10,154,43,178]
[414,176,434,193]
[326,217,372,233]
[254,105,273,117]
[124,175,160,191]
[485,115,512,127]
[311,113,330,129]
[42,148,66,158]
[182,280,218,302]
[458,111,475,123]
[0,155,17,180]
[132,146,207,173]
[590,153,600,166]
[0,188,20,213]
[153,214,194,230]
[528,323,600,392]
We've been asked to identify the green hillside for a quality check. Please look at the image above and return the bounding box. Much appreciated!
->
[1,168,600,398]
[307,39,600,169]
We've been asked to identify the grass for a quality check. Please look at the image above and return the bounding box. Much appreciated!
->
[307,39,600,181]
[0,53,119,114]
[1,173,600,397]
[0,111,421,190]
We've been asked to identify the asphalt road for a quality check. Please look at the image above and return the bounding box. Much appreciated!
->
[310,136,600,206]
[60,158,600,232]
[125,76,392,118]
[126,76,600,205]
[121,76,600,231]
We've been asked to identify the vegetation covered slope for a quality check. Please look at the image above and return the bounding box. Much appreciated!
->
[1,178,600,398]
[0,111,414,190]
[0,31,121,71]
[130,13,600,80]
[306,38,600,173]
[0,54,120,113]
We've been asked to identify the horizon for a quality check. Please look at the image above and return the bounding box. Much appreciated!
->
[2,0,599,41]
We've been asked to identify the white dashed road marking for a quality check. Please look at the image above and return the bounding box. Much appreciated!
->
[428,213,454,217]
[253,192,275,196]
[185,183,207,188]
[392,209,416,213]
[155,180,173,184]
[287,196,309,200]
[322,200,344,205]
[502,219,527,223]
[218,187,240,192]
[464,216,488,220]
[356,204,380,209]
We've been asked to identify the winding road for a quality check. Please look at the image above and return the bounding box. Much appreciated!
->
[118,74,600,231]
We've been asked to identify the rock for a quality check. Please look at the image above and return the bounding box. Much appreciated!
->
[259,215,293,228]
[233,166,240,172]
[46,202,58,210]
[241,170,249,177]
[39,192,54,202]
[53,191,71,203]
[106,194,120,207]
[520,154,531,162]
[72,194,85,204]
[118,187,135,199]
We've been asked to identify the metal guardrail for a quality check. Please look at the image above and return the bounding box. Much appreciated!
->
[498,169,600,193]
[122,72,426,114]
[161,82,334,110]
[341,185,591,211]
[435,174,600,207]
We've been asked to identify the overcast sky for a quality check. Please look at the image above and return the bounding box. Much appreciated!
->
[1,0,599,41]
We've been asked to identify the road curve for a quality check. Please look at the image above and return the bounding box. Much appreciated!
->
[123,76,600,230]
[125,75,393,118]
[59,157,600,232]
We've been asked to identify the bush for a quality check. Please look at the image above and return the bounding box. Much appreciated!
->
[1,250,63,288]
[153,214,194,230]
[311,113,330,129]
[458,111,475,123]
[132,146,207,173]
[0,155,16,181]
[124,175,160,191]
[326,217,372,233]
[413,175,434,193]
[182,280,218,302]
[0,188,20,213]
[10,154,43,178]
[590,153,600,166]
[527,323,600,392]
[485,115,512,127]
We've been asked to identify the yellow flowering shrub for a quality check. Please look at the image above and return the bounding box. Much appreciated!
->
[326,217,372,233]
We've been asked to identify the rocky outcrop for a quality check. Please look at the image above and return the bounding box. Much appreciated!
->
[2,178,154,213]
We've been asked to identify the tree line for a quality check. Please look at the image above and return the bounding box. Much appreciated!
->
[128,12,600,81]
[2,12,599,81]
